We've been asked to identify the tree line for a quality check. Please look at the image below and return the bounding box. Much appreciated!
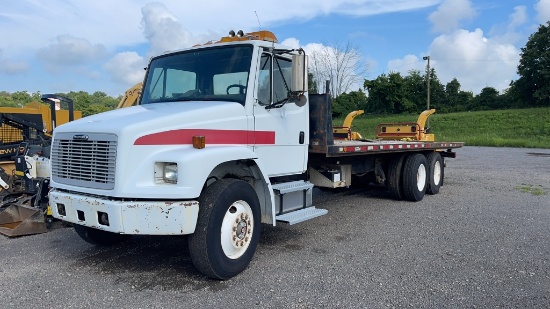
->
[0,90,119,117]
[330,70,510,118]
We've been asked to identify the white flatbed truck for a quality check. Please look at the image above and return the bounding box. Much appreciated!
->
[48,30,463,279]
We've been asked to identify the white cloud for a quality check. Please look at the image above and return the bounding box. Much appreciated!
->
[104,52,146,85]
[36,35,107,68]
[0,49,29,74]
[488,6,527,46]
[509,6,527,30]
[320,0,441,16]
[428,0,476,33]
[102,2,210,88]
[536,0,550,23]
[0,59,29,75]
[429,28,519,93]
[280,38,301,49]
[140,3,196,57]
[387,55,425,75]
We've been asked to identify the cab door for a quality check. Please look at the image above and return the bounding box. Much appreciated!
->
[253,52,308,177]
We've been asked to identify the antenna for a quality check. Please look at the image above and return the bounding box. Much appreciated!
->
[254,11,262,31]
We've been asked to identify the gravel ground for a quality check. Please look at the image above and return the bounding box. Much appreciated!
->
[0,146,549,308]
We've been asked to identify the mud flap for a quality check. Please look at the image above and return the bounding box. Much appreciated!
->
[0,204,47,237]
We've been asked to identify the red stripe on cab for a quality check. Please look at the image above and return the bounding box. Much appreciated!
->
[134,129,275,145]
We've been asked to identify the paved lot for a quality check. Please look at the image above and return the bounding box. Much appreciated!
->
[1,146,549,308]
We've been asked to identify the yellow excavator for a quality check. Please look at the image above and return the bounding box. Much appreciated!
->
[0,95,81,237]
[117,82,142,108]
[0,82,142,237]
[0,83,141,237]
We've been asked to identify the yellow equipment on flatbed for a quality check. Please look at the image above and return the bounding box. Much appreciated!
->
[333,110,365,140]
[376,109,436,142]
[333,109,437,142]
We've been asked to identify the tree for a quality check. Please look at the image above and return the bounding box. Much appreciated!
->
[470,87,501,110]
[403,70,426,113]
[364,72,416,114]
[332,90,367,118]
[309,41,367,97]
[308,72,319,94]
[512,21,550,107]
[426,68,446,112]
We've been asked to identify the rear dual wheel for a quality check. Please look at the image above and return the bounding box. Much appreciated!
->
[402,153,428,202]
[425,152,444,195]
[388,152,443,202]
[386,155,406,200]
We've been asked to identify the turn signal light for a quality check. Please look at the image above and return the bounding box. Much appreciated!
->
[192,136,205,149]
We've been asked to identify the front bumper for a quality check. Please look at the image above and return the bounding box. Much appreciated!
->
[49,190,199,235]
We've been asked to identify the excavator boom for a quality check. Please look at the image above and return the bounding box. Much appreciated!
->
[117,82,142,109]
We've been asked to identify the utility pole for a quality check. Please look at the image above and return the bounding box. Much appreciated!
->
[423,56,430,130]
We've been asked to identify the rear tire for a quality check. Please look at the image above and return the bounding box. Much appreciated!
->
[188,179,261,280]
[426,152,444,195]
[74,225,131,246]
[402,153,428,202]
[386,155,406,200]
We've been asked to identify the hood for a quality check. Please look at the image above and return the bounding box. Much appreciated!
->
[53,101,247,137]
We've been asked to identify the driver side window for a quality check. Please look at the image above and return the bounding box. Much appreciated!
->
[273,57,292,104]
[258,54,271,105]
[257,53,291,105]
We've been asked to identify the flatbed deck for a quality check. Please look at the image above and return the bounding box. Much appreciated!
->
[322,140,464,156]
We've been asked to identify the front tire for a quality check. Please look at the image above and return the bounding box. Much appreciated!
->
[74,225,131,246]
[402,153,428,202]
[189,179,261,280]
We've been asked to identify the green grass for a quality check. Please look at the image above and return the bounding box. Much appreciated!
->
[338,107,550,149]
[515,184,548,196]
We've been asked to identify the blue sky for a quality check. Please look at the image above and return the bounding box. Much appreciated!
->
[1,0,549,97]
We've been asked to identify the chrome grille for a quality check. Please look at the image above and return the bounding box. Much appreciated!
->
[51,133,117,190]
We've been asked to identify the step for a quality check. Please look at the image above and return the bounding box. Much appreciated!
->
[272,181,313,194]
[275,207,328,225]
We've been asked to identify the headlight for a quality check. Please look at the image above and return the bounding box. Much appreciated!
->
[163,163,178,184]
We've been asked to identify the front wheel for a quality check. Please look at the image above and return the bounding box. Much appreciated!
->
[188,179,261,280]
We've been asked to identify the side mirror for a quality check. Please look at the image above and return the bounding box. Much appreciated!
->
[291,54,308,107]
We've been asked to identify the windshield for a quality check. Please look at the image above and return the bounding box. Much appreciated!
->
[141,45,253,105]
